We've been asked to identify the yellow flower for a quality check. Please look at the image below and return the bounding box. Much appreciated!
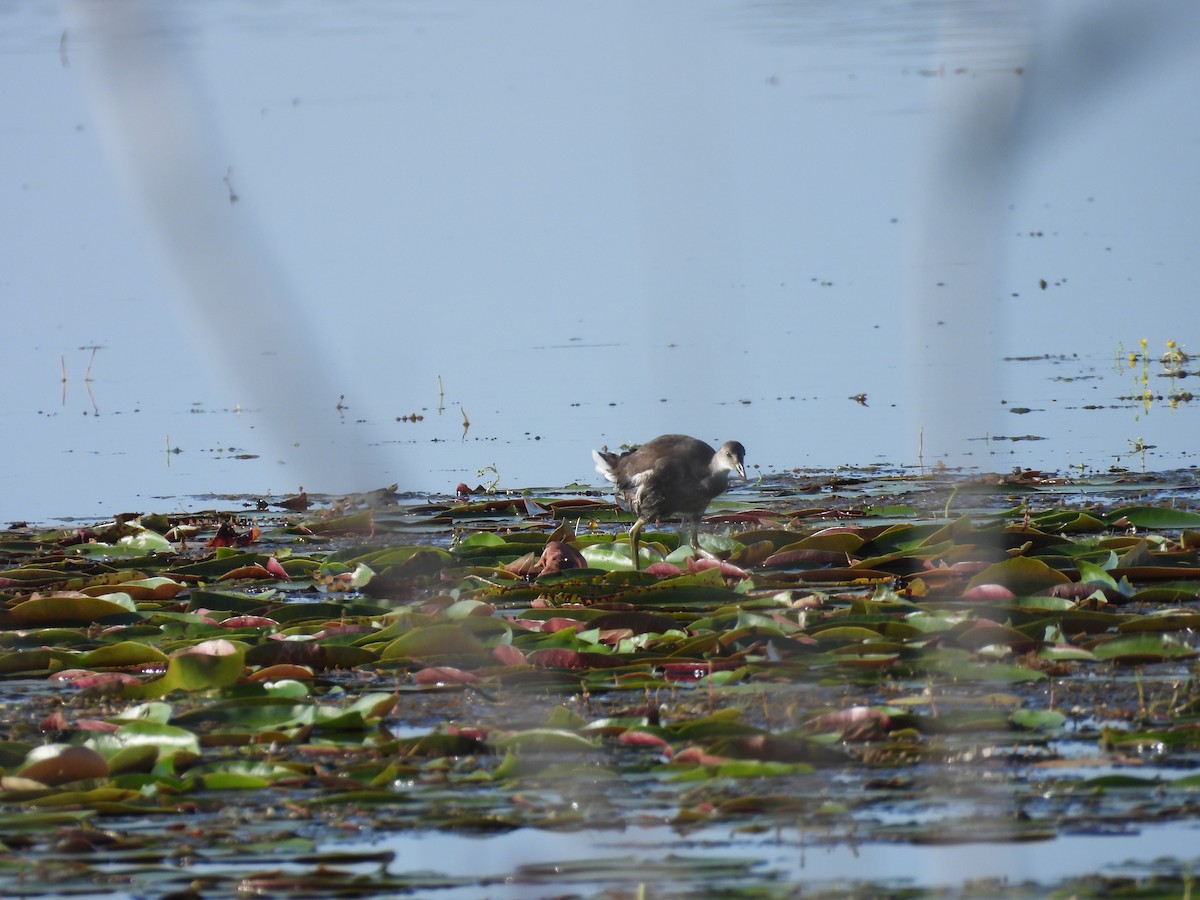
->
[1167,340,1176,349]
[1139,337,1148,347]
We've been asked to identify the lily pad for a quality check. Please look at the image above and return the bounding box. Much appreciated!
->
[4,592,140,627]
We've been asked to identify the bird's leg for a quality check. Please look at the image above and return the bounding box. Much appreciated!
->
[687,515,716,560]
[628,517,645,570]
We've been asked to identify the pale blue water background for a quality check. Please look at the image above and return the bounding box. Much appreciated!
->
[2,1,1198,528]
[3,1,1200,891]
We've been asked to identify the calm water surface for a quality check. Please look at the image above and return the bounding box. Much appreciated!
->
[3,1,1199,523]
[329,819,1200,896]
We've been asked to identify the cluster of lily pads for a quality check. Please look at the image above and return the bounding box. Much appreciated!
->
[2,471,1200,896]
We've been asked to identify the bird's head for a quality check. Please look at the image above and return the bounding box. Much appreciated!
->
[716,441,747,480]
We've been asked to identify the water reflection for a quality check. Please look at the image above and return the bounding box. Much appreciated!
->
[327,818,1200,897]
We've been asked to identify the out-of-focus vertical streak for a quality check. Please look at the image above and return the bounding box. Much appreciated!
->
[907,1,1200,470]
[907,0,1200,872]
[904,8,1030,471]
[66,0,390,490]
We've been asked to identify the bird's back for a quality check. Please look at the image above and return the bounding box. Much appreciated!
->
[596,435,724,520]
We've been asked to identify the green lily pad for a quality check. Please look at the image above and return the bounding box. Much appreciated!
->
[123,640,248,698]
[1091,633,1198,662]
[965,557,1070,593]
[379,624,489,661]
[493,728,601,753]
[1108,507,1200,529]
[4,593,140,627]
[86,722,201,760]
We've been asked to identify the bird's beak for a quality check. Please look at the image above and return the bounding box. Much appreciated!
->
[736,463,747,480]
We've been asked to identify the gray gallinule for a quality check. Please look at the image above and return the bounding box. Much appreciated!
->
[593,434,746,568]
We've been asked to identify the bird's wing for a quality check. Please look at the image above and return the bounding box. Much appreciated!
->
[592,450,620,484]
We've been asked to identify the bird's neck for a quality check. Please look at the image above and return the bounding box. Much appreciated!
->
[703,468,731,494]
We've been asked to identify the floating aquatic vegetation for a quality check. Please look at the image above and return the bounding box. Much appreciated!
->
[0,469,1199,895]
